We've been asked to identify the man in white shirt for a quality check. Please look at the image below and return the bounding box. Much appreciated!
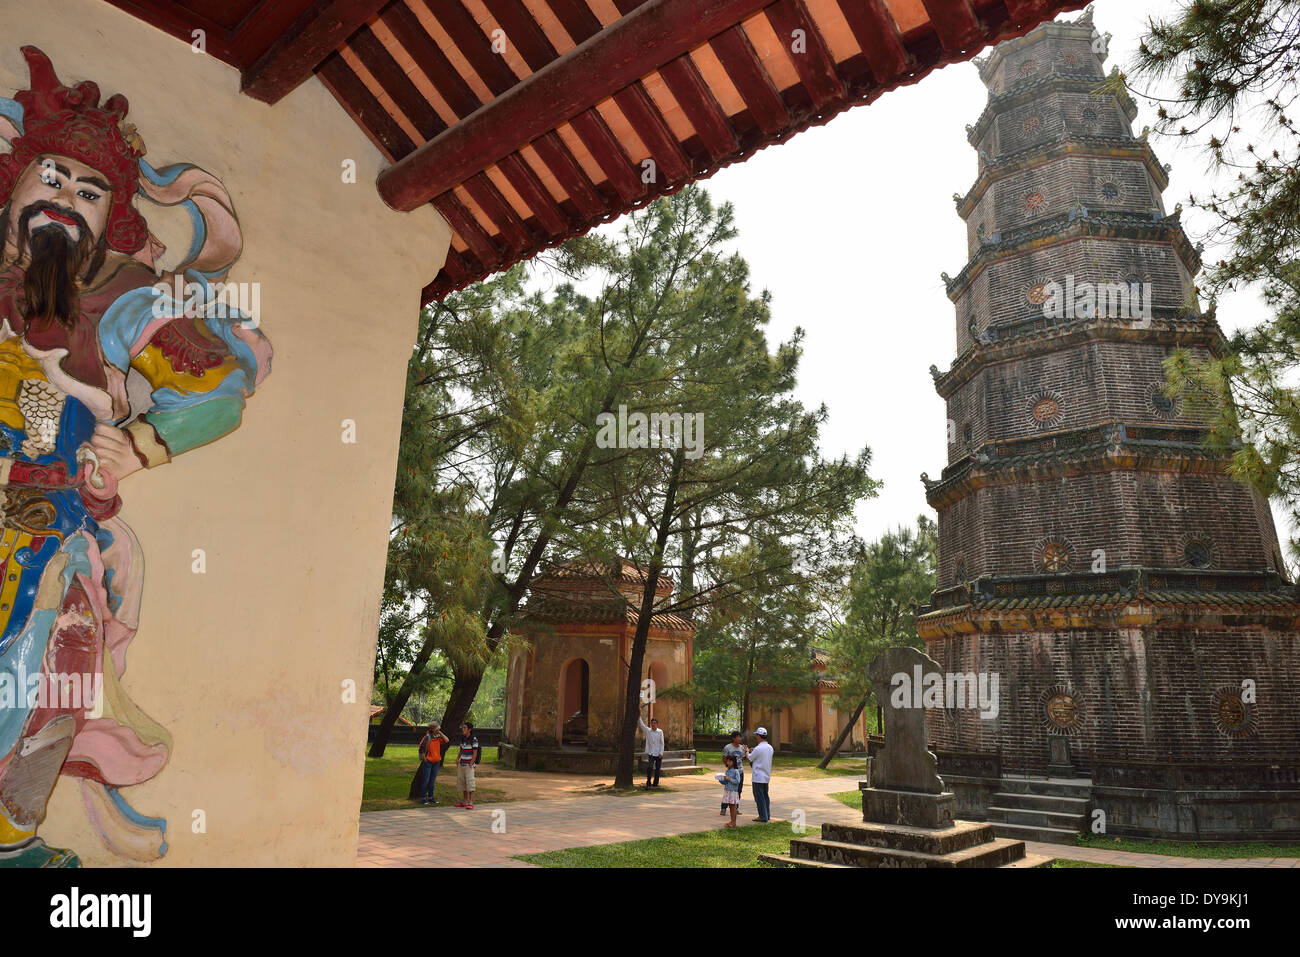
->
[744,727,775,822]
[637,708,666,788]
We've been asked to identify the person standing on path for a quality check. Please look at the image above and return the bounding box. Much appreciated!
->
[418,722,450,805]
[717,753,742,827]
[637,707,665,788]
[744,727,774,822]
[455,722,482,809]
[721,730,745,816]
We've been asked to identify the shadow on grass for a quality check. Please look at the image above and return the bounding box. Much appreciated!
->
[517,821,810,868]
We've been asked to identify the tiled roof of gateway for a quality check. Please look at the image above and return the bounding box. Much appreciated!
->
[519,596,694,632]
[535,558,674,590]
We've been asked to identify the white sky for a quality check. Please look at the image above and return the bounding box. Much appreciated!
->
[673,0,1291,549]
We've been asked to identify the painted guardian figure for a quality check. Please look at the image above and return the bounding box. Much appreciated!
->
[0,47,271,866]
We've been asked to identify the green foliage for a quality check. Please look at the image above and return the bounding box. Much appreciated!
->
[827,517,937,712]
[377,186,876,764]
[1127,1,1300,557]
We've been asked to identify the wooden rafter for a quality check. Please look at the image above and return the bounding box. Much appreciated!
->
[376,0,778,210]
[241,0,390,103]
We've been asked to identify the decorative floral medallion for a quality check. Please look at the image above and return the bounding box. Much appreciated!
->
[1022,114,1041,135]
[1147,382,1181,418]
[1027,390,1065,430]
[1210,685,1258,739]
[1040,685,1083,734]
[1181,536,1213,569]
[1025,189,1046,211]
[1034,536,1074,573]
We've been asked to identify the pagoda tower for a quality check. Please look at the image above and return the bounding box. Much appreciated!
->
[917,8,1300,841]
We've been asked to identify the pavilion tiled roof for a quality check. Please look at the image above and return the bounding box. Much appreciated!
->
[520,595,696,631]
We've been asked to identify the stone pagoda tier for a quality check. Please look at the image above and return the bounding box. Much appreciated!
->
[916,7,1300,842]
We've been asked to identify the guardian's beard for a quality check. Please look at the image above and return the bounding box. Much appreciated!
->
[4,201,106,329]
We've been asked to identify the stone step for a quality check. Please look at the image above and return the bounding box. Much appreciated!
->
[990,791,1089,813]
[987,805,1087,829]
[757,852,852,869]
[790,835,1026,869]
[989,822,1084,846]
[821,819,996,855]
[997,777,1092,799]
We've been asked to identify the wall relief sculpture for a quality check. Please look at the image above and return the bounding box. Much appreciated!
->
[0,46,271,866]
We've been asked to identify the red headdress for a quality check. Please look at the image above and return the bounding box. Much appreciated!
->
[0,45,148,253]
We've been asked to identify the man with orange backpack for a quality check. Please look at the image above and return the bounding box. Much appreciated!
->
[417,722,450,806]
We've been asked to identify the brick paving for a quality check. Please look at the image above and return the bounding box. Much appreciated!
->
[357,775,862,867]
[357,773,1300,868]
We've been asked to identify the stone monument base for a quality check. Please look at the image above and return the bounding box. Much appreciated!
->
[760,782,1054,868]
[861,786,956,829]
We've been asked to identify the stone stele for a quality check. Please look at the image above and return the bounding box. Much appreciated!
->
[862,645,953,829]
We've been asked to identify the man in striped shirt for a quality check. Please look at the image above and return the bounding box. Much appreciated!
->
[454,722,482,810]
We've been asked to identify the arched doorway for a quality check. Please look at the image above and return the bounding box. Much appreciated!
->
[558,658,589,748]
[647,660,668,720]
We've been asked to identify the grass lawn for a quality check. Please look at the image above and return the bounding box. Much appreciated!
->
[516,821,806,867]
[696,750,865,776]
[361,745,507,812]
[828,789,860,810]
[1075,833,1300,859]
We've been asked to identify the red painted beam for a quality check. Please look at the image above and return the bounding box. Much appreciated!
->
[612,85,693,185]
[838,0,913,85]
[657,56,738,162]
[241,0,391,104]
[377,0,777,211]
[497,154,572,236]
[316,52,414,162]
[568,111,645,202]
[764,0,846,111]
[921,0,985,52]
[530,133,607,219]
[432,192,503,271]
[347,26,446,141]
[1003,0,1051,23]
[381,2,484,119]
[461,173,535,254]
[709,26,789,135]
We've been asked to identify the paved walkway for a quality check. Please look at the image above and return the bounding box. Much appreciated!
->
[357,775,861,867]
[357,775,1300,868]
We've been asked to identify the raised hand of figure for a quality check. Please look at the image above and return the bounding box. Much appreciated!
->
[82,423,143,497]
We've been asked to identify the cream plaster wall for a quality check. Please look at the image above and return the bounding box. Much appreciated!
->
[0,0,450,865]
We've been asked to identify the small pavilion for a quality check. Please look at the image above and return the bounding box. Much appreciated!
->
[501,560,695,772]
[749,647,867,754]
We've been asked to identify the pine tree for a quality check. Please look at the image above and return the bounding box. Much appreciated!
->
[1125,0,1300,556]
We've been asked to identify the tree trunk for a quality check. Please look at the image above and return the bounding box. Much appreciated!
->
[439,669,484,740]
[740,647,756,733]
[818,694,867,769]
[614,450,685,788]
[368,621,438,758]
